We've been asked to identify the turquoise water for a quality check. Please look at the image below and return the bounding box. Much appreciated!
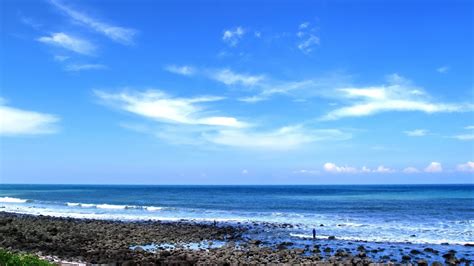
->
[1,184,473,246]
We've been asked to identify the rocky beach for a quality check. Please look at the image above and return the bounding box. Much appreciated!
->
[1,211,471,265]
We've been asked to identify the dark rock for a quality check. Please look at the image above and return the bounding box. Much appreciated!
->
[417,259,428,266]
[327,236,336,240]
[410,249,421,255]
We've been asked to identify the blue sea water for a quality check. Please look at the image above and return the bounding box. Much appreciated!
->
[1,184,473,248]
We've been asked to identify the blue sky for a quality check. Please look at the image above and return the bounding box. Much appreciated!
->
[1,0,473,184]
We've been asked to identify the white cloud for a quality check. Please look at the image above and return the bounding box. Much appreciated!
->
[38,32,95,55]
[452,134,474,141]
[373,165,394,173]
[323,163,395,174]
[322,74,473,120]
[297,22,319,54]
[205,126,350,150]
[323,163,358,174]
[294,169,320,175]
[404,129,428,137]
[297,35,320,54]
[0,101,59,136]
[209,69,264,86]
[222,26,245,46]
[424,162,442,173]
[299,22,310,29]
[65,64,107,71]
[437,66,450,74]
[50,0,136,45]
[450,125,474,140]
[164,65,195,76]
[95,89,247,128]
[97,90,351,149]
[241,169,249,175]
[456,161,474,172]
[403,167,421,174]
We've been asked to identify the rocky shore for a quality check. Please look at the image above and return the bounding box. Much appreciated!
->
[0,212,470,265]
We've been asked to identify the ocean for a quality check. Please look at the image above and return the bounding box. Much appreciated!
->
[1,184,473,246]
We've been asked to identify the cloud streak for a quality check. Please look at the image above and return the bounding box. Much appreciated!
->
[65,64,107,71]
[205,127,350,150]
[50,0,137,45]
[0,99,59,136]
[322,74,473,120]
[404,129,428,137]
[95,90,247,128]
[38,32,95,55]
[164,65,195,76]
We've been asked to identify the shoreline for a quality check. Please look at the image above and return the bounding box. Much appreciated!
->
[1,211,471,265]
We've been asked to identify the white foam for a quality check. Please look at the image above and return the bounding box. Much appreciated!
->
[0,197,28,203]
[66,202,80,207]
[146,206,163,211]
[289,233,474,245]
[96,204,127,210]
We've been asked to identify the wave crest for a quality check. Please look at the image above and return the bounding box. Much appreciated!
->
[0,197,29,203]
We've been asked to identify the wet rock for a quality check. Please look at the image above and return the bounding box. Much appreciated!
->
[249,240,261,246]
[410,249,421,255]
[417,259,428,266]
[133,247,145,252]
[357,252,366,258]
[327,236,336,240]
[402,255,411,261]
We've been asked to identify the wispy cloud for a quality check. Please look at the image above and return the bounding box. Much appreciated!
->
[50,0,137,45]
[424,162,442,173]
[65,64,107,72]
[38,32,95,55]
[18,14,42,30]
[54,55,70,62]
[322,74,473,120]
[296,22,319,54]
[436,66,450,74]
[204,126,350,150]
[95,89,247,128]
[209,69,264,86]
[222,26,245,47]
[404,129,429,137]
[456,161,474,172]
[0,99,59,136]
[403,167,421,173]
[451,134,474,141]
[294,169,320,175]
[450,125,474,141]
[164,65,195,76]
[96,89,351,149]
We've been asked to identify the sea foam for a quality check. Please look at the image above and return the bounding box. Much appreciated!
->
[0,197,28,203]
